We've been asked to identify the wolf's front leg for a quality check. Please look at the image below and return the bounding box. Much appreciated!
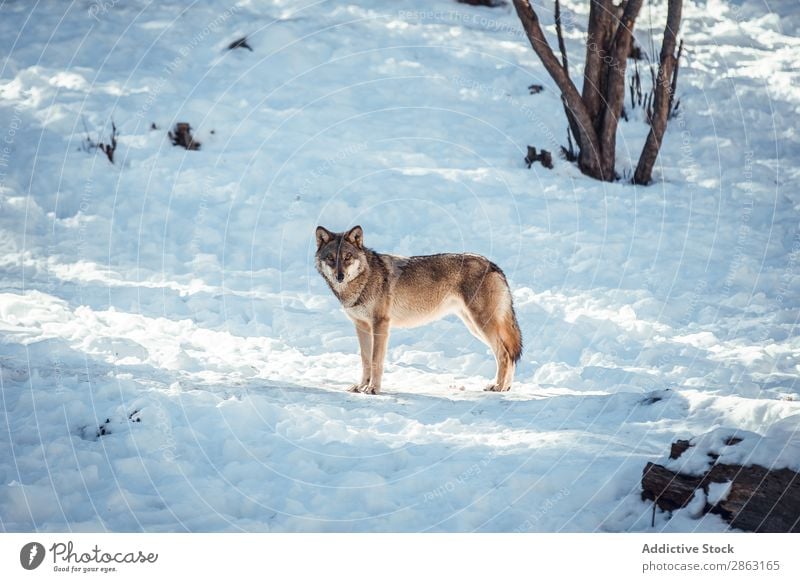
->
[363,317,390,395]
[347,320,373,392]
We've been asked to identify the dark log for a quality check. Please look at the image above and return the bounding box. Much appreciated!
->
[669,439,692,459]
[642,462,702,511]
[642,440,800,532]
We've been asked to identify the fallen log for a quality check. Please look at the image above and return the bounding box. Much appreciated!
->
[641,437,800,532]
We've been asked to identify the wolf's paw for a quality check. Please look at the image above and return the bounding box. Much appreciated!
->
[483,384,511,392]
[361,384,381,395]
[347,383,366,393]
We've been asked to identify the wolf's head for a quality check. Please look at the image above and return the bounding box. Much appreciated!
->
[315,225,367,286]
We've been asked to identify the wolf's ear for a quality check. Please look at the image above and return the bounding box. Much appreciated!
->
[344,225,363,249]
[315,226,334,249]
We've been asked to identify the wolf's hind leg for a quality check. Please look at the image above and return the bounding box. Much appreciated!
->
[457,307,509,391]
[482,321,513,392]
[460,279,519,391]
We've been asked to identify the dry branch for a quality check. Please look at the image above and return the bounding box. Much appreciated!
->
[554,0,578,161]
[512,0,602,178]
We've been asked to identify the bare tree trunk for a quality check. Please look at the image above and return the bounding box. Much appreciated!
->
[598,0,644,179]
[582,0,613,136]
[512,0,603,178]
[634,0,683,185]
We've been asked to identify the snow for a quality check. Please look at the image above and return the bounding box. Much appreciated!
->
[707,480,732,505]
[0,0,798,532]
[665,426,800,475]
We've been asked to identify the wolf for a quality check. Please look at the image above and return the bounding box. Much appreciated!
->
[315,225,522,394]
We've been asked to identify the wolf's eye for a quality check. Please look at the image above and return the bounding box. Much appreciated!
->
[325,255,335,264]
[344,253,352,261]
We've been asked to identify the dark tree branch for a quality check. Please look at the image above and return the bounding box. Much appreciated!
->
[512,0,602,177]
[554,0,570,72]
[634,0,683,184]
[668,38,684,116]
[554,0,580,158]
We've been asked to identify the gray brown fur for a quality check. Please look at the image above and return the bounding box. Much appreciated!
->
[315,225,522,394]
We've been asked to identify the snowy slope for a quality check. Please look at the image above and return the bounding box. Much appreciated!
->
[0,0,798,532]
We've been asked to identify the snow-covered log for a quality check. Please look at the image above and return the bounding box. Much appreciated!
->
[642,430,800,532]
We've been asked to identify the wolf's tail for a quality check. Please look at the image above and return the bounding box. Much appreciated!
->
[500,299,523,364]
[486,262,523,364]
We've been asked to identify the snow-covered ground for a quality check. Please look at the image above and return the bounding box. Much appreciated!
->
[1,0,798,532]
